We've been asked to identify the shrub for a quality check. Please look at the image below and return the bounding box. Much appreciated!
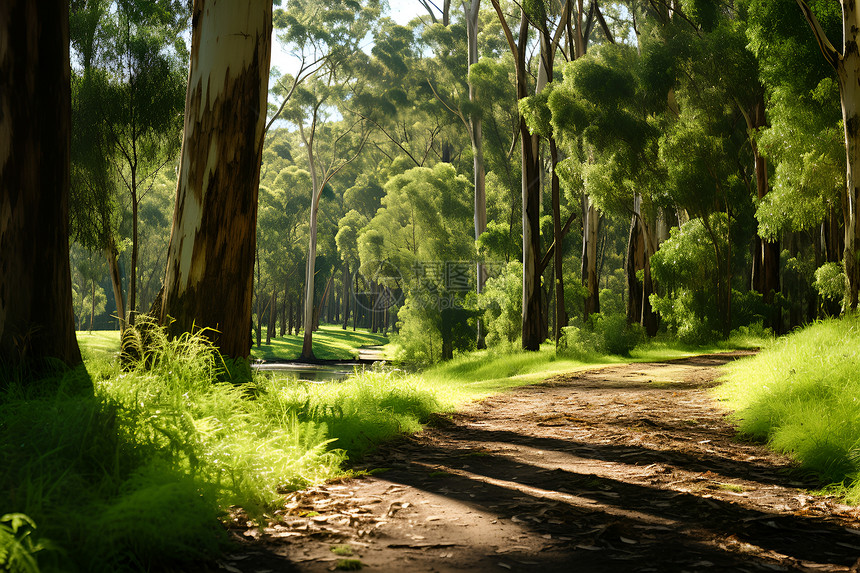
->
[595,313,645,356]
[478,261,522,348]
[814,262,846,303]
[560,312,644,357]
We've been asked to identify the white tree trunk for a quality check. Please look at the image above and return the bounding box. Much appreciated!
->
[465,0,487,347]
[839,3,860,309]
[161,0,272,359]
[301,143,321,360]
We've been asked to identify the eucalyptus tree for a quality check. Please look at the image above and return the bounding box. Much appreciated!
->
[546,42,665,334]
[491,0,602,349]
[792,0,860,309]
[257,166,311,344]
[287,73,372,359]
[653,21,758,337]
[160,0,272,361]
[744,0,846,314]
[1,0,82,371]
[101,2,186,326]
[490,0,546,350]
[464,1,488,348]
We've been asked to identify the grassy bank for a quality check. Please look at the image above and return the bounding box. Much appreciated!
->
[2,326,766,571]
[716,316,860,501]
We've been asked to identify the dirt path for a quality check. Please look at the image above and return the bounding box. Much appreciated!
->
[221,353,860,572]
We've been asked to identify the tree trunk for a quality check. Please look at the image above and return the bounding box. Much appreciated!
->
[160,0,272,360]
[797,0,860,309]
[465,0,487,349]
[288,298,294,336]
[582,195,601,319]
[128,180,138,326]
[550,138,568,342]
[747,96,781,331]
[105,239,126,331]
[300,118,323,358]
[266,288,276,344]
[280,283,287,336]
[836,5,860,310]
[254,248,262,347]
[342,261,351,329]
[625,195,659,335]
[490,1,543,350]
[90,278,97,332]
[0,0,82,371]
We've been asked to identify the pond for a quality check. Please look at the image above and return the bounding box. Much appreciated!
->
[252,361,371,383]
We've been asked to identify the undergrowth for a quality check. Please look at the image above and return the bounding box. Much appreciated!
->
[717,315,860,501]
[0,324,434,572]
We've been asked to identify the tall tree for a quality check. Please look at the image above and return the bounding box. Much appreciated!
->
[160,0,272,360]
[290,76,370,360]
[0,0,82,371]
[69,0,187,331]
[491,0,545,350]
[464,0,489,348]
[794,0,860,309]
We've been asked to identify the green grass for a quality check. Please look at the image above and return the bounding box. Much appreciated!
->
[75,330,120,362]
[250,325,388,361]
[76,325,389,363]
[716,315,860,500]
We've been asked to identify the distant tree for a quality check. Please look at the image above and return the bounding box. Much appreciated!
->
[360,164,474,361]
[69,0,187,330]
[0,0,83,372]
[160,0,272,361]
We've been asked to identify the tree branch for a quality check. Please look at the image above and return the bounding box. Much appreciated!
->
[594,0,614,44]
[795,0,841,70]
[427,79,471,134]
[539,210,579,273]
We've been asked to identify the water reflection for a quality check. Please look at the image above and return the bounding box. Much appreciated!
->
[252,362,369,383]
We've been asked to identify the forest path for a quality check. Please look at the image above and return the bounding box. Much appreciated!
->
[222,352,860,573]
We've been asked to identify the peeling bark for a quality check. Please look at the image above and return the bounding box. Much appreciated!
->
[161,0,272,359]
[0,0,82,371]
